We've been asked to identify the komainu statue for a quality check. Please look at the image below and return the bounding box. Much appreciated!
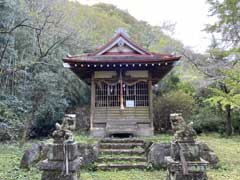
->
[165,113,208,180]
[170,113,196,142]
[38,115,81,180]
[52,116,74,143]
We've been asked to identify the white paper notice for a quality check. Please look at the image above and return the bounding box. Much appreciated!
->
[126,100,134,107]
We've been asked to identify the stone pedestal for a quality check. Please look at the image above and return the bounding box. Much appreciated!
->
[165,141,208,180]
[38,141,81,180]
[165,113,209,180]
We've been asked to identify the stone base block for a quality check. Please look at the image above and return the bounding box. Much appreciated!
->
[147,143,170,169]
[38,157,82,172]
[42,171,80,180]
[165,156,208,180]
[48,142,78,161]
[165,157,208,173]
[170,142,200,161]
[166,171,208,180]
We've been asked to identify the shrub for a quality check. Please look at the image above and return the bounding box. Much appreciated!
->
[153,90,195,132]
[188,106,225,134]
[0,95,26,140]
[30,101,66,138]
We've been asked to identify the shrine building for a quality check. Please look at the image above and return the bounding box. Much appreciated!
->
[63,29,181,137]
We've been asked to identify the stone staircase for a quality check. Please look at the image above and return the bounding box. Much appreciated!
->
[96,138,148,170]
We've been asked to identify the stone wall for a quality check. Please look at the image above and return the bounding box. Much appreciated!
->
[20,141,218,170]
[77,143,99,167]
[147,142,219,169]
[147,143,170,169]
[21,142,99,170]
[199,142,219,168]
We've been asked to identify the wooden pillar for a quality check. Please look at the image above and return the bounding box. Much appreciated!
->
[90,73,95,130]
[120,69,124,110]
[148,71,154,128]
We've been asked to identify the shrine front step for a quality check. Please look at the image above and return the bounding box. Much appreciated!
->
[95,138,148,170]
[96,163,147,170]
[106,121,138,136]
[99,149,145,155]
[97,156,147,163]
[100,142,144,149]
[100,138,145,144]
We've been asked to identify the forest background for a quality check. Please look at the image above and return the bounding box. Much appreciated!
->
[0,0,239,141]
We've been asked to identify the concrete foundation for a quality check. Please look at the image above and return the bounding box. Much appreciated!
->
[90,127,153,137]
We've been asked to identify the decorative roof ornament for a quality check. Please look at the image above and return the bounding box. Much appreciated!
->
[67,53,72,58]
[114,27,130,38]
[117,39,125,52]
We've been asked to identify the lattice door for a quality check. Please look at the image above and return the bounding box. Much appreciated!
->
[95,81,148,108]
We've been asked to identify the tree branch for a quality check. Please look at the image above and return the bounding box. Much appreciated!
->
[0,19,28,34]
[179,49,215,78]
[0,38,10,63]
[39,34,72,60]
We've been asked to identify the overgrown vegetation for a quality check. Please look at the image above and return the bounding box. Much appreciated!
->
[1,134,240,180]
[0,0,184,140]
[0,0,239,140]
[0,0,239,179]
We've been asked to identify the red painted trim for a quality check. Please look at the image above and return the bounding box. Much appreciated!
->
[63,56,181,64]
[103,52,140,55]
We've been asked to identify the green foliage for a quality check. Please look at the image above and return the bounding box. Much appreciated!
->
[206,0,240,48]
[203,68,240,135]
[206,68,240,110]
[2,0,238,138]
[0,0,187,138]
[188,106,225,134]
[0,95,26,131]
[203,0,240,136]
[155,72,195,96]
[153,90,195,131]
[153,72,197,132]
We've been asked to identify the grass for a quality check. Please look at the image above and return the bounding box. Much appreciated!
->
[143,133,173,143]
[81,170,166,180]
[198,134,240,180]
[98,154,144,158]
[74,133,99,144]
[0,142,41,180]
[0,133,240,180]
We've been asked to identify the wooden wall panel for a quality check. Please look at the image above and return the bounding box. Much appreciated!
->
[93,107,150,123]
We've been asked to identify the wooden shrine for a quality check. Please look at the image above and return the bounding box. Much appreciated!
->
[63,29,181,137]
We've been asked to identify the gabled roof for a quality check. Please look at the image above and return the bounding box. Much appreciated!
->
[63,29,181,64]
[62,29,181,84]
[63,28,181,84]
[93,29,151,56]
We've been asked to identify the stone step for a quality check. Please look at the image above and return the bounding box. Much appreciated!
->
[100,138,145,144]
[97,156,147,162]
[96,163,147,170]
[99,149,145,155]
[99,143,144,149]
[106,129,137,136]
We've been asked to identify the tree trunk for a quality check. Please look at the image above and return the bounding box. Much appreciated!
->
[225,104,233,136]
[19,113,32,147]
[19,105,35,147]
